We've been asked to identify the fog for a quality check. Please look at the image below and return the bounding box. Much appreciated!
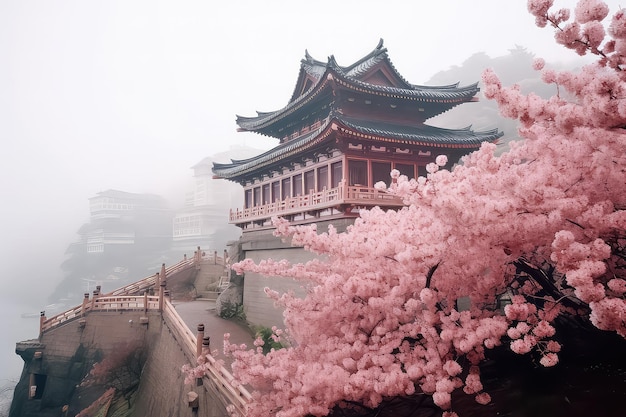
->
[0,0,614,410]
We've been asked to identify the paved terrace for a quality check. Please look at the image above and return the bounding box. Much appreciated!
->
[172,299,255,366]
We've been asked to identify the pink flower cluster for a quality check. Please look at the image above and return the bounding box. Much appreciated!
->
[529,0,625,69]
[185,2,626,416]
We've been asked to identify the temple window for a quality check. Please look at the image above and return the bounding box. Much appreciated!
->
[282,177,291,199]
[395,163,415,179]
[317,166,329,191]
[272,181,280,203]
[253,187,261,207]
[293,173,303,196]
[331,161,343,188]
[304,170,315,194]
[245,189,253,209]
[372,161,392,185]
[262,184,271,205]
[348,159,367,186]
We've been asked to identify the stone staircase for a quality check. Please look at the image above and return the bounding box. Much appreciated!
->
[194,261,229,301]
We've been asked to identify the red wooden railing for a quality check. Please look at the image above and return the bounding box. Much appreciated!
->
[230,181,404,223]
[163,301,252,415]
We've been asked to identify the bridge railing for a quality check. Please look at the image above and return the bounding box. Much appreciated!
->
[92,295,160,311]
[39,248,215,333]
[105,257,196,297]
[163,300,251,415]
[39,295,161,332]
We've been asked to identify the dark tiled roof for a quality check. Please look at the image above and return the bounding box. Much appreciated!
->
[214,114,502,180]
[213,123,330,179]
[236,39,480,134]
[337,115,502,147]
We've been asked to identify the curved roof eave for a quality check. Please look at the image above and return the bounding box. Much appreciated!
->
[213,120,334,179]
[215,115,502,180]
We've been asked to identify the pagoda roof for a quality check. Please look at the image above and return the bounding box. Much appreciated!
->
[236,39,480,137]
[214,113,502,181]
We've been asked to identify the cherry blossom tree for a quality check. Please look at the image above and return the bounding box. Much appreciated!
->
[190,2,626,416]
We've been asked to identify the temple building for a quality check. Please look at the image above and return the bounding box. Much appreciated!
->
[213,39,502,232]
[213,40,502,327]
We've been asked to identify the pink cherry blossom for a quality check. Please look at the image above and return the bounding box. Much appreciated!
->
[185,3,626,416]
[574,0,609,23]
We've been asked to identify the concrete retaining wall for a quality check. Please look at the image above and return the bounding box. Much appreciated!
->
[12,311,160,417]
[239,218,353,329]
[133,316,228,417]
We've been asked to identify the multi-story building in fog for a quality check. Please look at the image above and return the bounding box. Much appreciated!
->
[83,189,172,255]
[172,150,259,254]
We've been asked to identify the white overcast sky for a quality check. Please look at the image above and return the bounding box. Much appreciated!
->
[0,0,618,283]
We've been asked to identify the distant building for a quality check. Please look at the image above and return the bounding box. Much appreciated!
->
[172,157,241,253]
[83,189,172,255]
[59,189,173,297]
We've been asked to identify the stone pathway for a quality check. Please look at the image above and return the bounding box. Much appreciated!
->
[171,299,255,362]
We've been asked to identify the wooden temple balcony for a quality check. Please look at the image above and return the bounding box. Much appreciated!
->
[229,181,405,225]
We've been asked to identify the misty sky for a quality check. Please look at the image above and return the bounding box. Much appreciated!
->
[0,0,613,295]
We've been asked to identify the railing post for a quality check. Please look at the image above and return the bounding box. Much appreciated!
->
[196,324,205,360]
[159,279,166,312]
[160,263,166,284]
[194,247,201,270]
[81,293,89,316]
[91,289,99,309]
[202,335,211,354]
[154,272,160,293]
[214,250,217,265]
[39,311,46,338]
[143,291,148,314]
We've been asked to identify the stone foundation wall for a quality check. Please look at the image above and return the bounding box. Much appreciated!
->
[11,311,160,417]
[239,218,354,329]
[133,316,229,417]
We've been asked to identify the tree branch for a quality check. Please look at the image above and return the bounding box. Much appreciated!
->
[513,258,586,310]
[425,262,440,289]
